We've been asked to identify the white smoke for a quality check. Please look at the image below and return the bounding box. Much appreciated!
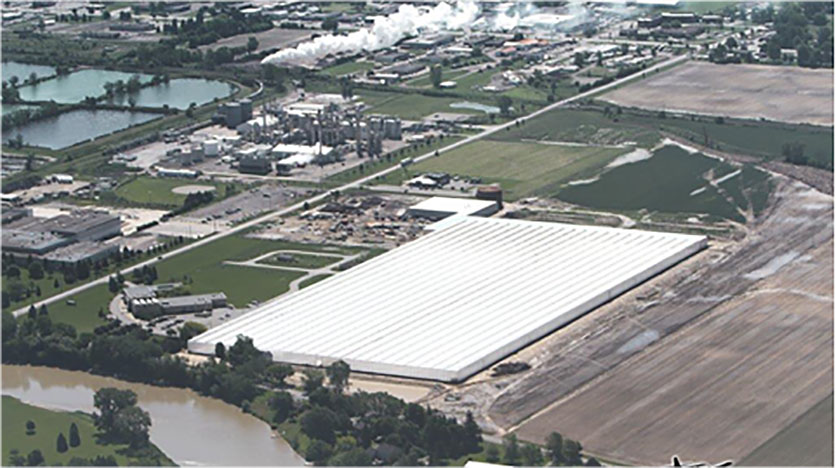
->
[489,1,540,31]
[262,0,481,66]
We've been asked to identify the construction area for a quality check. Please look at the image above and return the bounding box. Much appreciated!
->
[601,61,835,126]
[419,175,833,466]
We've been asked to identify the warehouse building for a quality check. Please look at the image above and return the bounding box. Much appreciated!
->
[190,217,707,382]
[131,292,228,320]
[407,196,499,220]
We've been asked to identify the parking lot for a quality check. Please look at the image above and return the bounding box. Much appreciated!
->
[183,183,315,225]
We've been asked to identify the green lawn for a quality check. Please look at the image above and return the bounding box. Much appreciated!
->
[376,140,628,201]
[298,274,332,289]
[45,284,113,333]
[558,145,773,223]
[2,396,173,466]
[322,61,375,77]
[113,177,238,209]
[260,253,343,269]
[153,236,367,307]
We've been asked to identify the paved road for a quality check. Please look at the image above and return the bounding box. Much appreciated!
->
[12,53,688,318]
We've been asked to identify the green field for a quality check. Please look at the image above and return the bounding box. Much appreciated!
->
[45,284,113,332]
[558,145,773,222]
[298,274,332,289]
[497,106,833,168]
[740,393,834,466]
[407,68,473,88]
[358,91,493,120]
[322,61,375,77]
[494,108,662,147]
[113,177,237,209]
[153,236,369,307]
[2,396,173,466]
[377,140,627,201]
[260,252,343,269]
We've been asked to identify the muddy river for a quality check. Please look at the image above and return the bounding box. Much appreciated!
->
[2,365,303,466]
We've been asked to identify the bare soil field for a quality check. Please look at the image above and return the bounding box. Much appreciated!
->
[601,61,834,126]
[423,176,833,465]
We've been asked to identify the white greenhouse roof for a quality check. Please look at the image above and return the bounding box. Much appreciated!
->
[189,217,706,382]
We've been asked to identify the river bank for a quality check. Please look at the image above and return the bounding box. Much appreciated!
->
[1,365,304,466]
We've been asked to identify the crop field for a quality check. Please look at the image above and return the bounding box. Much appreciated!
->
[496,106,833,168]
[487,179,834,465]
[557,145,773,222]
[379,140,627,201]
[600,61,834,126]
[2,396,172,466]
[740,393,833,466]
[493,108,662,147]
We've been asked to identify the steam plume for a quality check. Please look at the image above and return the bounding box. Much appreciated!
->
[262,0,480,66]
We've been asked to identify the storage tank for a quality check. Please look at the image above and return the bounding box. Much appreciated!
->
[239,99,253,121]
[476,185,503,208]
[203,139,220,157]
[225,102,243,128]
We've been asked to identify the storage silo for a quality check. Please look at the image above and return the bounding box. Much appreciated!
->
[225,102,243,128]
[240,99,253,121]
[476,185,503,209]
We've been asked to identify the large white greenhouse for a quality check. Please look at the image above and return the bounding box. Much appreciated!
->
[189,216,707,382]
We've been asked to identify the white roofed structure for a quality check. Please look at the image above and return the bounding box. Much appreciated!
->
[189,217,707,382]
[407,196,499,220]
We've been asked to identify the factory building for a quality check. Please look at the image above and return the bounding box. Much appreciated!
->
[239,154,273,175]
[190,217,707,382]
[401,33,455,49]
[42,241,119,266]
[131,292,228,319]
[2,210,121,256]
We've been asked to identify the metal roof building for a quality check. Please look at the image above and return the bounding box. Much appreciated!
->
[189,217,706,382]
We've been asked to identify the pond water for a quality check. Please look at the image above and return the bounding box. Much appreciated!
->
[2,61,56,83]
[2,365,303,466]
[3,109,161,149]
[107,78,236,109]
[16,69,154,103]
[449,101,501,114]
